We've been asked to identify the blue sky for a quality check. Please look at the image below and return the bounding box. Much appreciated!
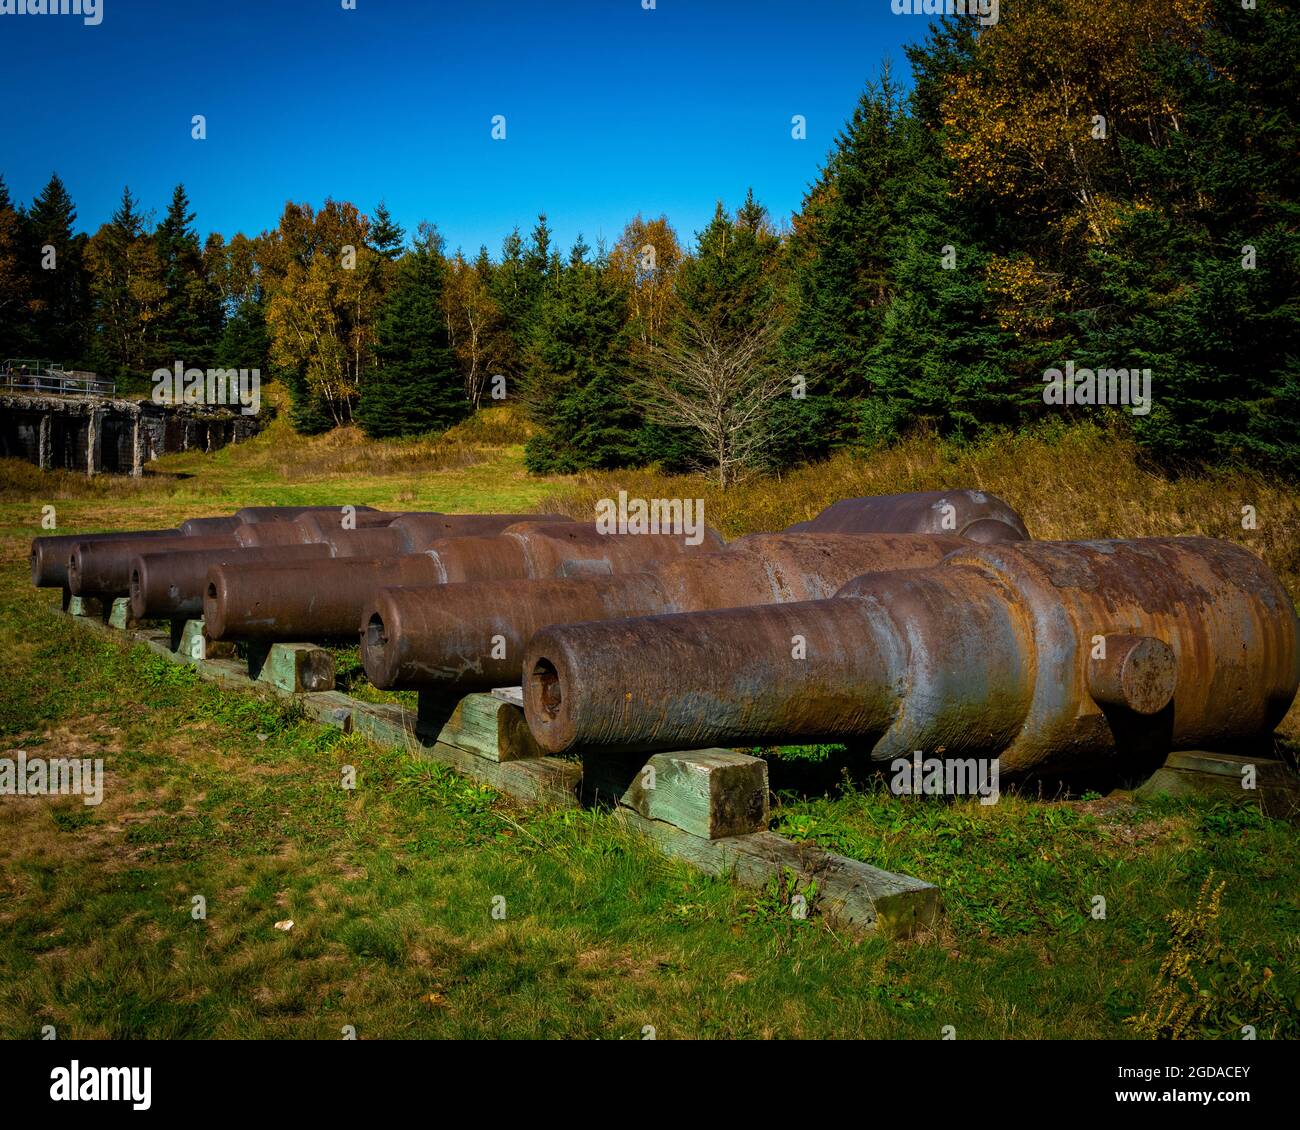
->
[1,0,933,256]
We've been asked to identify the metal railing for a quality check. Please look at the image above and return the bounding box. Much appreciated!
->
[1,360,116,399]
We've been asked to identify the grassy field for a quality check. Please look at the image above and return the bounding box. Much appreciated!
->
[1,397,1297,1039]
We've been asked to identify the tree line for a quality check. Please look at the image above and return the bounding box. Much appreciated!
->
[1,0,1295,479]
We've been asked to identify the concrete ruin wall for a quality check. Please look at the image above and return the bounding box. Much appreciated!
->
[0,394,264,477]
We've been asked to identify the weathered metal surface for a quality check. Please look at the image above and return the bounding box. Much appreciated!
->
[31,528,181,588]
[204,554,446,640]
[37,506,393,589]
[390,513,561,544]
[68,533,240,597]
[233,521,413,553]
[178,516,245,535]
[362,532,965,695]
[522,538,1300,776]
[205,521,724,642]
[787,489,1030,542]
[234,505,379,523]
[129,543,336,620]
[70,519,411,597]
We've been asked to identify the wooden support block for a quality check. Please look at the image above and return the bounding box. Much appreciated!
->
[616,810,941,938]
[176,619,236,661]
[582,749,770,837]
[67,595,105,620]
[619,749,769,839]
[420,691,549,763]
[61,586,72,612]
[255,643,335,693]
[108,597,139,630]
[496,701,547,762]
[1136,750,1300,821]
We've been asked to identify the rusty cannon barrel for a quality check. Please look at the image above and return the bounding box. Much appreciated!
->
[129,543,337,621]
[130,512,536,621]
[70,510,466,599]
[390,513,562,544]
[234,505,380,523]
[69,521,406,598]
[522,537,1300,777]
[178,516,246,535]
[55,507,385,595]
[31,527,182,588]
[68,533,243,598]
[204,521,725,642]
[234,512,410,550]
[361,532,965,694]
[787,489,1029,543]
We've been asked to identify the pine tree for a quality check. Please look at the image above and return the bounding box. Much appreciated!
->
[862,26,1026,443]
[357,224,466,438]
[1075,0,1300,472]
[27,173,90,366]
[0,174,33,360]
[778,72,919,458]
[369,201,406,260]
[522,259,642,473]
[649,195,786,473]
[153,184,223,369]
[86,186,164,379]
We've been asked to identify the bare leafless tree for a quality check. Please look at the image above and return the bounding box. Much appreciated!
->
[634,311,790,488]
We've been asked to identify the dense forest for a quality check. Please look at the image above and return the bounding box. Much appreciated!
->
[1,1,1296,479]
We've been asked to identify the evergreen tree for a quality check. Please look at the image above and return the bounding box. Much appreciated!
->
[153,184,223,368]
[216,297,272,375]
[779,72,917,458]
[783,73,912,404]
[369,201,406,260]
[27,173,90,365]
[862,26,1025,443]
[648,194,786,472]
[0,174,33,360]
[522,258,642,473]
[357,224,466,438]
[87,186,164,379]
[1077,0,1300,472]
[676,196,780,335]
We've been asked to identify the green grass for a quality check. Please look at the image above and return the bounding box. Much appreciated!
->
[1,398,1298,1038]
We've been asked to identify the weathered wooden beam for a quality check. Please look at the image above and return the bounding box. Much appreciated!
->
[350,700,582,808]
[616,810,941,939]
